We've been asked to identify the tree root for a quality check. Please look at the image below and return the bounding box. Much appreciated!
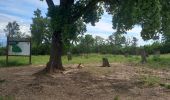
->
[33,62,65,76]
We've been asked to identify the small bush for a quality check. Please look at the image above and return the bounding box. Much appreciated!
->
[152,55,161,61]
[160,83,170,89]
[114,95,119,100]
[140,75,160,86]
[0,96,14,100]
[0,47,6,56]
[32,44,50,55]
[0,79,5,83]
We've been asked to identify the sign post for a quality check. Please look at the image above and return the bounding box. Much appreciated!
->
[6,37,31,65]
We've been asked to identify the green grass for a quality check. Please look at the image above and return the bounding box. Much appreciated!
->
[139,75,160,87]
[0,54,134,67]
[146,54,170,69]
[114,95,120,100]
[0,96,14,100]
[160,83,170,89]
[0,54,170,68]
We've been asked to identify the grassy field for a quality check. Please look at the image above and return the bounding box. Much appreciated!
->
[0,54,170,68]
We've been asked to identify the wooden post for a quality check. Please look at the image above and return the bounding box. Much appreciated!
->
[6,36,9,65]
[6,37,32,65]
[67,51,72,61]
[29,38,32,64]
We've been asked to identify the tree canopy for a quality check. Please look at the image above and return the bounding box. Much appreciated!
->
[4,21,27,38]
[42,0,170,41]
[30,9,52,46]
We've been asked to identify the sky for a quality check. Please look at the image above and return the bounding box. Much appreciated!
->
[0,0,154,46]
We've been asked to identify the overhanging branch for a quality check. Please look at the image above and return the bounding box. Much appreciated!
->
[46,0,55,8]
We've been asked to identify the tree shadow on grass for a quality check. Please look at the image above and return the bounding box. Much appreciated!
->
[0,60,30,67]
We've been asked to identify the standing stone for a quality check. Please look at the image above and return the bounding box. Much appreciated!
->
[102,58,110,67]
[124,53,129,57]
[154,50,160,57]
[67,51,72,61]
[141,49,147,64]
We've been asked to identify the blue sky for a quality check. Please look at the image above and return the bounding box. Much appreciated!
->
[0,0,154,46]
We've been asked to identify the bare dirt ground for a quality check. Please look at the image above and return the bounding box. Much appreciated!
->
[0,63,170,100]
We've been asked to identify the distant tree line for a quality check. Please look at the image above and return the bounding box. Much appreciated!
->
[29,9,170,56]
[30,9,52,55]
[70,34,170,55]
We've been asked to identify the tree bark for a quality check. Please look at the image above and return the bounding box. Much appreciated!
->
[44,31,65,73]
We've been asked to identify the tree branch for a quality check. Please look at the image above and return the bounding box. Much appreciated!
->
[60,0,74,7]
[46,0,55,8]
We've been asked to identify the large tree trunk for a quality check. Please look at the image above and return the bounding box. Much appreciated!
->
[44,31,65,73]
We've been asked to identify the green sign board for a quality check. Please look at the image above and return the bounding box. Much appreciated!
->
[8,42,30,56]
[6,37,31,64]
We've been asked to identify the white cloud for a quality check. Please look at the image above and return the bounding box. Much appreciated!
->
[127,26,142,34]
[86,13,115,34]
[0,0,54,36]
[0,13,31,36]
[88,21,115,33]
[85,32,111,39]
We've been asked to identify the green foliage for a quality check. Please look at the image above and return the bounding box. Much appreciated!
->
[160,83,170,89]
[108,32,126,47]
[4,21,26,38]
[73,34,94,54]
[0,96,14,100]
[0,47,6,56]
[32,44,50,55]
[107,0,169,40]
[0,79,5,83]
[114,95,120,100]
[82,2,104,26]
[161,42,170,54]
[152,53,161,61]
[72,34,140,55]
[146,54,170,69]
[160,0,170,35]
[144,42,162,54]
[30,9,52,47]
[152,55,161,61]
[30,9,52,55]
[44,0,170,45]
[62,18,87,47]
[164,84,170,89]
